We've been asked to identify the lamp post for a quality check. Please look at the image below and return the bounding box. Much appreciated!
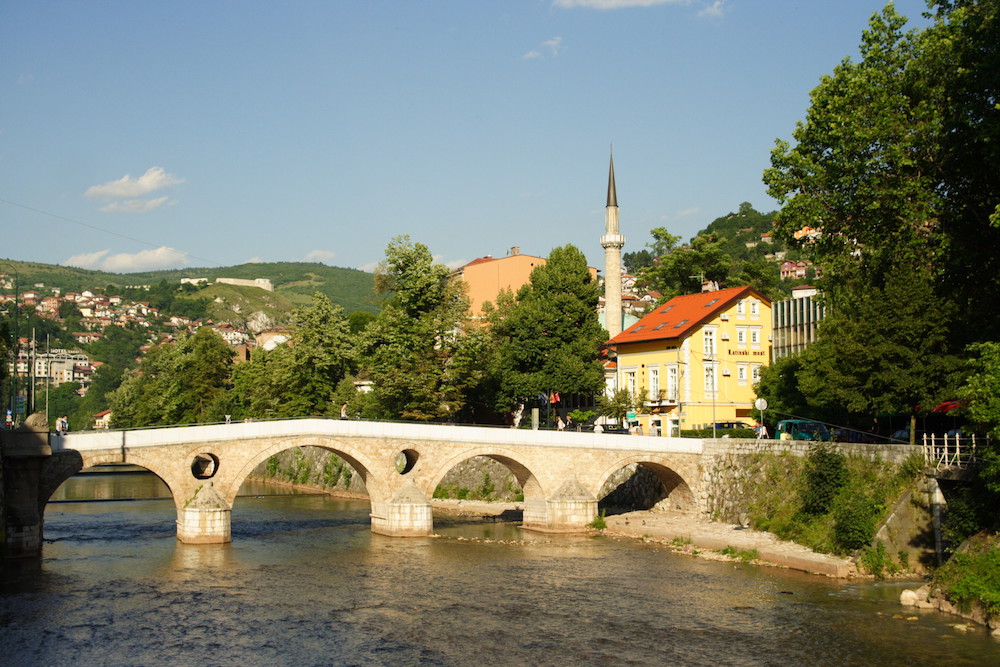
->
[1,262,18,424]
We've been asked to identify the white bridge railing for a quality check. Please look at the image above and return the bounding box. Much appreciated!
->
[922,433,981,471]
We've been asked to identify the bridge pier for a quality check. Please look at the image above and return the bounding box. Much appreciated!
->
[524,477,598,534]
[176,483,231,544]
[370,484,433,537]
[1,414,52,558]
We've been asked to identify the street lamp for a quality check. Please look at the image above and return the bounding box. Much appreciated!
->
[1,262,18,425]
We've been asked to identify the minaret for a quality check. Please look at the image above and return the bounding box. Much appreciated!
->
[601,152,625,337]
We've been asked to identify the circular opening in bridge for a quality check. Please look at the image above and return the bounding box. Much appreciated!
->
[395,449,419,475]
[191,453,219,479]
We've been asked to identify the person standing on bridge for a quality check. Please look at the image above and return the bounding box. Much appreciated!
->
[340,403,349,420]
[556,415,565,431]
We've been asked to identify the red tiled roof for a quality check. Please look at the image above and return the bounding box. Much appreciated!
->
[608,286,768,345]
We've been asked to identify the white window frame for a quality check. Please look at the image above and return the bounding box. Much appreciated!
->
[703,327,716,356]
[648,366,660,400]
[737,363,748,385]
[737,327,747,349]
[750,327,761,349]
[704,363,717,395]
[751,363,762,384]
[666,364,679,403]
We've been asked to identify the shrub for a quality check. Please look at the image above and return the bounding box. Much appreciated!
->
[801,445,848,516]
[833,493,881,553]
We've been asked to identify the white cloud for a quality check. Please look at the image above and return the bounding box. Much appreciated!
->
[523,36,563,60]
[697,0,725,18]
[99,196,168,213]
[245,256,266,264]
[84,166,184,214]
[85,166,184,199]
[357,261,380,273]
[676,206,701,218]
[554,0,689,9]
[305,249,336,264]
[65,246,189,272]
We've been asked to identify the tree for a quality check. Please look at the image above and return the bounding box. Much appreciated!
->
[959,342,1000,495]
[110,327,233,427]
[232,294,357,419]
[764,2,1000,342]
[362,236,471,421]
[486,245,606,417]
[761,2,1000,425]
[638,232,733,301]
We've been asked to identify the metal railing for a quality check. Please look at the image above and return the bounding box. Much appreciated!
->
[922,433,981,470]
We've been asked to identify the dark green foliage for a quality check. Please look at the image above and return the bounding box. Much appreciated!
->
[801,446,848,517]
[859,542,900,579]
[486,244,606,416]
[833,493,881,552]
[931,534,1000,616]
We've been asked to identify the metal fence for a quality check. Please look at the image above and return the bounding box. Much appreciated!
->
[922,433,982,470]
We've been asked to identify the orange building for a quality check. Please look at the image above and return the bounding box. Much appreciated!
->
[454,246,597,318]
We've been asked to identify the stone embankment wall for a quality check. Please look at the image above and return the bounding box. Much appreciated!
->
[699,439,921,524]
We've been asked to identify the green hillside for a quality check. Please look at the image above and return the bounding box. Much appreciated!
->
[179,283,298,333]
[0,259,378,314]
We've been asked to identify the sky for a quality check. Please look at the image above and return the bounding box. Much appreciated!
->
[1,0,934,275]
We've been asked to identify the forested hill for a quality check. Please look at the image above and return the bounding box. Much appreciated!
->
[0,260,378,314]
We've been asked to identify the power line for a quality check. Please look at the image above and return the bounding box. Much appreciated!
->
[0,197,222,268]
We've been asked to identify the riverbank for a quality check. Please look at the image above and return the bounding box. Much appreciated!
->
[429,500,857,578]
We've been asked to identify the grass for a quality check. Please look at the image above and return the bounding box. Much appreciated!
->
[719,545,760,563]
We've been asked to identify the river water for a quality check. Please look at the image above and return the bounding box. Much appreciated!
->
[2,469,998,666]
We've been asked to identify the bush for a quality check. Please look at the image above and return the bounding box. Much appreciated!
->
[833,493,881,553]
[801,445,848,516]
[932,535,1000,616]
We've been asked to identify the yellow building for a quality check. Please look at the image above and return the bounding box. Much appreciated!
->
[606,285,772,436]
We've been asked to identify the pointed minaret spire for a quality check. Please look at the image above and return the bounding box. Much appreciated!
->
[607,152,618,208]
[601,150,625,337]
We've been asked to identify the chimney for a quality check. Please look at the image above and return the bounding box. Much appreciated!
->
[510,246,520,256]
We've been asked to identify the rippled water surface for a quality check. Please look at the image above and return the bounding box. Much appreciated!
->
[3,472,999,666]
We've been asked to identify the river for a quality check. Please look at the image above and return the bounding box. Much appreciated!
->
[2,468,998,666]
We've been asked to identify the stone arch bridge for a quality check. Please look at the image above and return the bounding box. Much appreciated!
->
[2,419,920,558]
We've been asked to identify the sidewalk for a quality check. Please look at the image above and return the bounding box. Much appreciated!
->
[604,510,857,578]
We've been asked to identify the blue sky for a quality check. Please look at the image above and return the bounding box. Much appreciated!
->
[1,0,932,275]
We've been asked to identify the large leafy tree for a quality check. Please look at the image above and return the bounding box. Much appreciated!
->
[232,293,357,418]
[362,235,471,421]
[486,244,606,416]
[110,327,233,427]
[761,2,1000,419]
[765,2,1000,328]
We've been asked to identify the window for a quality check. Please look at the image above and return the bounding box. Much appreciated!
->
[626,371,637,398]
[649,367,659,399]
[736,300,746,318]
[750,300,760,321]
[737,327,747,349]
[704,364,717,394]
[737,363,748,384]
[667,365,679,402]
[703,328,716,356]
[751,364,762,383]
[750,327,760,349]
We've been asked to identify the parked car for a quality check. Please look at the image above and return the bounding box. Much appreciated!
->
[776,419,832,441]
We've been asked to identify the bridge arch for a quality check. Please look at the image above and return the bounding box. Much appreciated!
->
[222,435,391,508]
[40,450,175,509]
[426,446,544,501]
[594,455,698,514]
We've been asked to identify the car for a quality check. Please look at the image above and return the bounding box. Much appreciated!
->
[776,419,832,441]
